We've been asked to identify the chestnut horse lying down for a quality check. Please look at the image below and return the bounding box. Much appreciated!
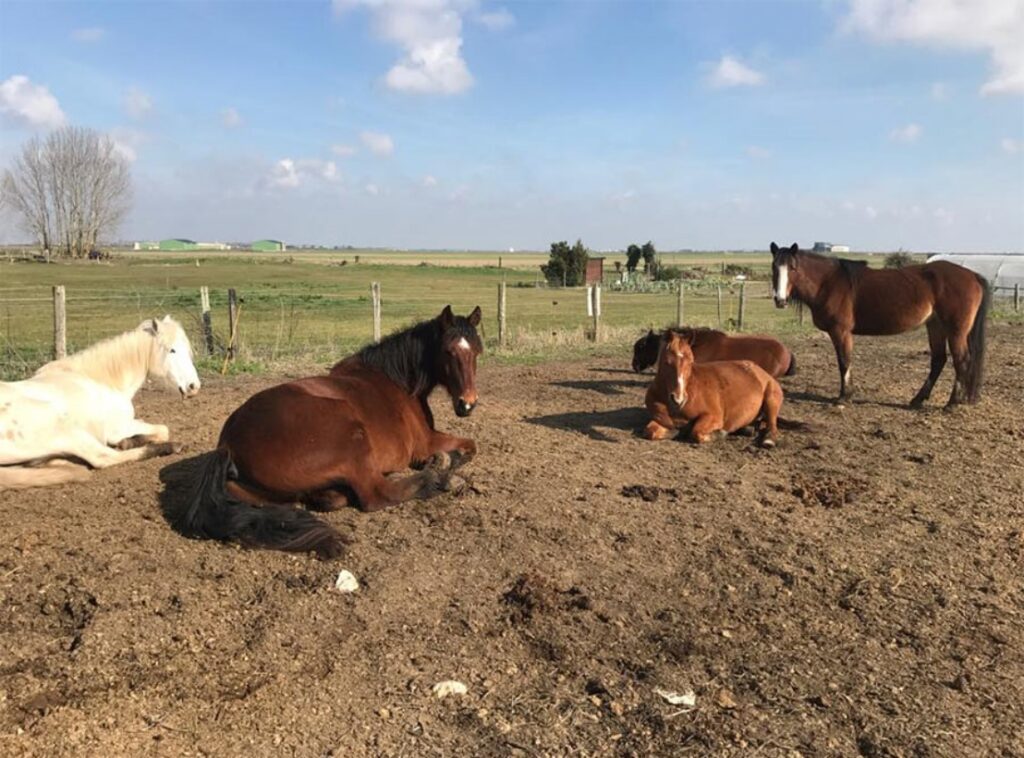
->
[168,306,483,559]
[632,327,795,377]
[644,330,783,447]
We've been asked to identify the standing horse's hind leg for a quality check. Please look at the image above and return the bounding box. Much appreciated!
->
[828,329,854,402]
[945,327,971,407]
[910,319,947,408]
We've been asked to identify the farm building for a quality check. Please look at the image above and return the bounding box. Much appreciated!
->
[158,239,231,251]
[133,241,159,251]
[812,242,850,253]
[585,257,605,285]
[251,239,286,252]
[927,253,1024,297]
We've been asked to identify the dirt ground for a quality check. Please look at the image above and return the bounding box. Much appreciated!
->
[1,323,1023,757]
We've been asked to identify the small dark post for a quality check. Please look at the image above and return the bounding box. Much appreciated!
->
[227,288,239,361]
[497,279,507,348]
[200,286,214,355]
[1015,283,1020,312]
[676,280,684,326]
[737,281,746,331]
[716,285,723,328]
[53,285,66,359]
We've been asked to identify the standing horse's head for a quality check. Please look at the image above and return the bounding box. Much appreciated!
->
[631,329,660,373]
[770,242,800,308]
[142,316,201,398]
[657,330,695,411]
[437,305,483,417]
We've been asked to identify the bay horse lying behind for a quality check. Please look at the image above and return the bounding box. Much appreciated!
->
[0,316,199,490]
[770,242,989,406]
[644,330,782,447]
[632,326,795,377]
[167,306,483,559]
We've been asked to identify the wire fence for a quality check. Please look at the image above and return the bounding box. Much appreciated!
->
[1,277,1019,381]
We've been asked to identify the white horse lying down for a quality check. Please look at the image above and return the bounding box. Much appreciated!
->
[0,316,200,490]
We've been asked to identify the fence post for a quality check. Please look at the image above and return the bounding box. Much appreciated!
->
[497,279,507,348]
[226,288,239,361]
[737,281,746,331]
[1016,283,1020,312]
[591,282,601,341]
[371,282,382,342]
[200,286,214,355]
[676,280,684,326]
[797,301,805,326]
[716,285,723,328]
[53,285,66,359]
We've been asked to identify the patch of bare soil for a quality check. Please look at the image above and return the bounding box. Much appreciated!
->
[2,323,1023,757]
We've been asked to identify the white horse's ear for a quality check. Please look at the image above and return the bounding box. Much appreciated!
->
[141,318,159,335]
[162,314,173,323]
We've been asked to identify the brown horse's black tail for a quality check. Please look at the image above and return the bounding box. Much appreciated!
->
[965,275,990,403]
[166,449,346,559]
[784,351,797,376]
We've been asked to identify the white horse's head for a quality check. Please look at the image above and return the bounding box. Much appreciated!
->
[141,316,201,397]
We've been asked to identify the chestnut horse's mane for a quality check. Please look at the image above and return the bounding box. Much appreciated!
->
[343,315,480,398]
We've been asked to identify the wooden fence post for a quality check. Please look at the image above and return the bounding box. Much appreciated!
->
[797,301,805,326]
[591,282,601,341]
[676,280,684,326]
[200,286,214,355]
[716,285,723,328]
[53,285,66,359]
[497,279,507,348]
[1015,283,1020,312]
[371,282,382,342]
[226,288,239,361]
[737,281,746,331]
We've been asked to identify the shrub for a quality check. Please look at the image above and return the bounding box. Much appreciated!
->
[884,251,915,269]
[541,239,589,286]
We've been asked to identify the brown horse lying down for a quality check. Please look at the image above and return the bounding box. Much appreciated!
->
[168,306,483,559]
[632,327,795,377]
[644,330,783,447]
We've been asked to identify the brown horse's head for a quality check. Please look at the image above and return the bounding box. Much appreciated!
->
[656,330,695,410]
[437,305,483,417]
[770,242,800,308]
[631,329,660,373]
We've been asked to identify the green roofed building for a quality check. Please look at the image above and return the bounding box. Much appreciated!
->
[252,239,286,252]
[159,238,198,251]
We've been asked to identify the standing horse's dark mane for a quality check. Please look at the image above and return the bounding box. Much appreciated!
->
[336,315,479,397]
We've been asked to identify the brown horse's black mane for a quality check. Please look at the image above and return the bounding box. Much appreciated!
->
[351,315,480,397]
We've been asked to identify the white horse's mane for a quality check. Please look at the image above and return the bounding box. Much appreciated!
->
[36,318,184,394]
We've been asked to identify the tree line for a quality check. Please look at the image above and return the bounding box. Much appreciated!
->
[541,239,666,286]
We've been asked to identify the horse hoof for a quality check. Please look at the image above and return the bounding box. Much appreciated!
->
[759,438,776,449]
[443,474,468,496]
[426,451,452,472]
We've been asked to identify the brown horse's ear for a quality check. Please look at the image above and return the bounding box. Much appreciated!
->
[789,243,799,253]
[467,306,482,327]
[439,305,455,328]
[770,241,779,256]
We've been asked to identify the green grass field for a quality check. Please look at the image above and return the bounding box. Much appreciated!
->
[0,248,966,379]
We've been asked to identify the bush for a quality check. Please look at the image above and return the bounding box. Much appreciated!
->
[541,239,589,286]
[884,251,915,269]
[652,263,683,282]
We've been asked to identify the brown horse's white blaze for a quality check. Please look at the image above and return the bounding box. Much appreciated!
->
[769,241,989,406]
[449,336,478,416]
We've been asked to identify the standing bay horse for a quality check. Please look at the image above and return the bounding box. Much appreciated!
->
[644,331,783,447]
[168,306,483,559]
[0,316,200,490]
[770,243,989,406]
[632,327,795,377]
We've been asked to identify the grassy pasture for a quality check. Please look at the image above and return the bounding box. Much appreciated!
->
[0,249,920,379]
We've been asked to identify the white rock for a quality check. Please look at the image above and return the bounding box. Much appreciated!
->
[334,570,359,593]
[432,680,468,699]
[654,687,696,708]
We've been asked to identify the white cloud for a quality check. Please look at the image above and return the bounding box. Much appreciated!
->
[745,145,772,159]
[843,0,1024,96]
[1001,137,1021,154]
[706,55,765,88]
[221,107,243,128]
[71,27,106,43]
[930,81,948,100]
[110,128,147,163]
[476,7,514,31]
[864,205,879,219]
[268,158,340,189]
[360,130,394,156]
[331,143,357,157]
[124,87,153,120]
[365,183,380,196]
[0,75,66,129]
[889,123,922,143]
[334,0,474,95]
[422,174,438,187]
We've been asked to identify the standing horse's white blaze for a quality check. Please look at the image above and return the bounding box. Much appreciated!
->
[774,262,789,303]
[0,316,199,489]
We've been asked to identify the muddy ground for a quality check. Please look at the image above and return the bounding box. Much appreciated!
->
[1,324,1023,757]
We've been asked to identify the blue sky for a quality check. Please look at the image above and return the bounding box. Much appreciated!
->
[1,0,1022,251]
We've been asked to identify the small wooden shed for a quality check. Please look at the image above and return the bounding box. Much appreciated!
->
[585,257,605,285]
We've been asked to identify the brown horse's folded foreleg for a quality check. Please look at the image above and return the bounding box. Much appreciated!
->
[426,432,477,471]
[351,468,449,512]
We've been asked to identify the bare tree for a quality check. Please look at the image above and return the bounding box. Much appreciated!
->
[1,126,131,257]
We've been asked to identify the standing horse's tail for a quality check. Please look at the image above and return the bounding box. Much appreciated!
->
[165,448,346,559]
[965,275,990,403]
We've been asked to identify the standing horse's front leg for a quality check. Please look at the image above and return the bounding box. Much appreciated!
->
[828,328,855,402]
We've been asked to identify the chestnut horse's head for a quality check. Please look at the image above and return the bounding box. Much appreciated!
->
[631,329,660,373]
[437,305,483,417]
[770,242,800,308]
[656,330,695,411]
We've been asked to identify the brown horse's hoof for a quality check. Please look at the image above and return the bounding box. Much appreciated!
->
[759,438,776,449]
[426,451,452,472]
[442,474,468,496]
